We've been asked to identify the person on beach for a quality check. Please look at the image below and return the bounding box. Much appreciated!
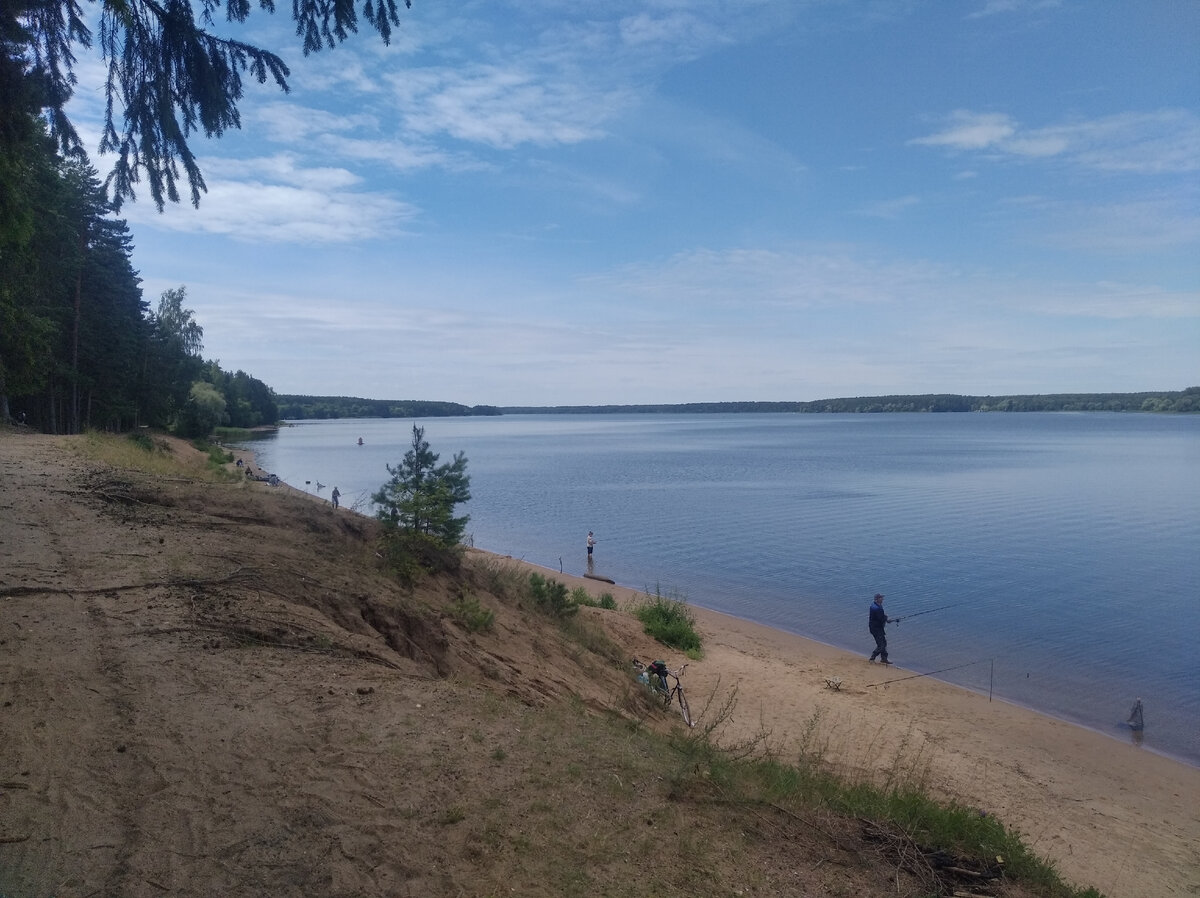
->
[868,593,895,664]
[331,487,340,510]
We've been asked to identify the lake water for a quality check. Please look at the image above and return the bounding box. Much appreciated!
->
[237,413,1200,766]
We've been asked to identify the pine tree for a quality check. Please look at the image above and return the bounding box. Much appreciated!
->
[373,425,471,548]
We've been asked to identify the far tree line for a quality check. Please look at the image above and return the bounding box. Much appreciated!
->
[277,397,500,420]
[498,390,1200,415]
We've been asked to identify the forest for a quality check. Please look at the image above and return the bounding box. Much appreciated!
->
[0,122,277,436]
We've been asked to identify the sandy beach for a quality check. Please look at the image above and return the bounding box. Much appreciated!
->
[487,557,1200,898]
[2,430,1197,897]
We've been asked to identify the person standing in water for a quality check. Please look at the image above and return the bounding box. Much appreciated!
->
[868,593,895,664]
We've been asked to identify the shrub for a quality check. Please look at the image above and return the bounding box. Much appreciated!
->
[451,592,495,633]
[528,573,578,618]
[572,587,618,610]
[632,585,701,656]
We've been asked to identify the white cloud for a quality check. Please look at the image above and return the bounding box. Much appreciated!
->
[124,169,417,243]
[913,109,1200,174]
[910,111,1018,150]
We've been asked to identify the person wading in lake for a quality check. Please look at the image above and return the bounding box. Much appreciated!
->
[868,593,895,664]
[586,531,595,571]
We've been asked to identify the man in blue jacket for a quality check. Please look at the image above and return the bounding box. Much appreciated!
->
[868,593,894,664]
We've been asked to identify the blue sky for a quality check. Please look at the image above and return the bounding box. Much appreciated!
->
[74,0,1199,405]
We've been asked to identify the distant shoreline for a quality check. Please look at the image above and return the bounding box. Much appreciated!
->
[274,388,1199,420]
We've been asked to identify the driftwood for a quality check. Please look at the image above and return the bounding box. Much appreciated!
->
[861,818,1003,894]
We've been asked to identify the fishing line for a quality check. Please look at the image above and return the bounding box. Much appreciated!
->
[867,658,992,690]
[893,601,964,621]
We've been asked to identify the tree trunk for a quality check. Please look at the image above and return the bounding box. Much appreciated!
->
[70,230,85,435]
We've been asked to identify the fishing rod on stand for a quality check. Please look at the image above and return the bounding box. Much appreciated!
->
[867,658,996,702]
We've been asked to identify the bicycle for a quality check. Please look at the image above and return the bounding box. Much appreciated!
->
[632,659,694,728]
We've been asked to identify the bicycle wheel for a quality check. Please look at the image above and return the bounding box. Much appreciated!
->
[675,687,693,727]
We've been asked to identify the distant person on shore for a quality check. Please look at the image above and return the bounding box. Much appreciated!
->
[868,593,895,664]
[331,487,340,510]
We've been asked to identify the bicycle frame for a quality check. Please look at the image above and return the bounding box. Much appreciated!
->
[632,659,694,728]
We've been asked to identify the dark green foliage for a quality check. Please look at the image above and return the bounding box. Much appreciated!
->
[528,574,578,618]
[126,431,155,452]
[203,362,279,427]
[0,138,152,432]
[0,101,278,433]
[450,592,495,634]
[632,586,701,655]
[374,425,471,545]
[374,425,471,579]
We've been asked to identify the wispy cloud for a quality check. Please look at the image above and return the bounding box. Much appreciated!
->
[966,0,1062,19]
[856,195,921,219]
[389,65,624,148]
[911,111,1018,150]
[1042,195,1200,254]
[121,158,417,243]
[912,109,1200,174]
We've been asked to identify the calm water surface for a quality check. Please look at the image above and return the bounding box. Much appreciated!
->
[239,413,1200,765]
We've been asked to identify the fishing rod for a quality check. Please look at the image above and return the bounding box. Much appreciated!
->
[892,601,963,622]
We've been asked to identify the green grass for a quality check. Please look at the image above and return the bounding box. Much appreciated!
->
[661,704,1105,898]
[631,585,702,656]
[571,586,617,609]
[76,430,203,479]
